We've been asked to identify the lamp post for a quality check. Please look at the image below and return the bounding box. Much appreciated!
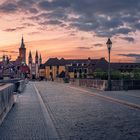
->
[106,38,112,91]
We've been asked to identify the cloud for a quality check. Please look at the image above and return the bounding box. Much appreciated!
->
[3,26,25,32]
[118,53,140,62]
[0,2,17,13]
[22,23,35,27]
[134,23,140,30]
[69,32,76,36]
[94,43,103,47]
[28,31,40,35]
[120,37,135,42]
[77,46,93,50]
[37,0,140,37]
[1,0,140,38]
[38,0,70,11]
[29,8,38,14]
[118,54,140,57]
[0,0,39,14]
[44,20,63,25]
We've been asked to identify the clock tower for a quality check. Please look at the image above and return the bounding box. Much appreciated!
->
[19,36,26,63]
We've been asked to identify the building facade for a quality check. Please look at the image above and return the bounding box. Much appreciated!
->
[40,57,140,80]
[44,58,65,80]
[42,57,109,80]
[28,50,42,79]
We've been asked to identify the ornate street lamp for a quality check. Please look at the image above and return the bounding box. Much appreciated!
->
[106,38,112,91]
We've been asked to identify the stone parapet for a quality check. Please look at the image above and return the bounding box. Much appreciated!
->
[0,79,26,93]
[0,84,15,125]
[70,79,108,90]
[56,78,140,91]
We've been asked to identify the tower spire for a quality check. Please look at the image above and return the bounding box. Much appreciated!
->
[19,35,26,63]
[28,50,32,64]
[29,50,32,58]
[35,50,38,64]
[35,50,38,58]
[20,35,25,48]
[39,54,42,65]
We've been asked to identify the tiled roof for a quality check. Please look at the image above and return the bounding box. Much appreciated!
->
[94,58,108,71]
[44,58,66,66]
[39,64,45,69]
[111,63,140,70]
[67,58,109,72]
[44,57,107,66]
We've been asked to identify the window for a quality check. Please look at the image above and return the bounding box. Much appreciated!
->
[78,63,81,67]
[50,66,52,70]
[50,72,53,76]
[74,69,77,73]
[72,63,76,67]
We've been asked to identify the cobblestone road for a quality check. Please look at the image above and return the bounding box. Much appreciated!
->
[0,82,59,140]
[0,81,140,140]
[35,81,140,140]
[98,90,140,106]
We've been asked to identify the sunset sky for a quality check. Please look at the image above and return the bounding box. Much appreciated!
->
[0,0,140,63]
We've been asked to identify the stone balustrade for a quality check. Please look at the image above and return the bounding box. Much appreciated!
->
[0,84,15,125]
[70,79,108,90]
[0,79,26,93]
[0,79,26,125]
[69,79,140,91]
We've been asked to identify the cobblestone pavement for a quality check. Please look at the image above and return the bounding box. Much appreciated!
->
[88,89,140,106]
[67,86,140,108]
[35,81,140,140]
[0,82,59,140]
[66,85,140,107]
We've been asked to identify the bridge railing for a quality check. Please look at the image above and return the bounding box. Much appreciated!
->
[0,79,26,125]
[0,79,26,93]
[0,84,15,125]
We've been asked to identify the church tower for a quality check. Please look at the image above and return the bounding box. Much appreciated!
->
[19,36,26,63]
[35,50,38,64]
[28,50,32,64]
[35,50,39,78]
[28,50,32,67]
[39,54,42,65]
[28,50,32,79]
